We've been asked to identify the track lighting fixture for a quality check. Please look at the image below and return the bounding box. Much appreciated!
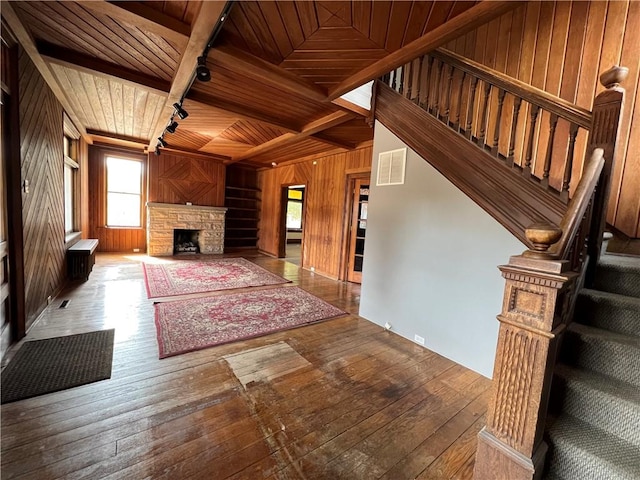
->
[196,56,211,82]
[173,103,188,120]
[166,121,179,134]
[157,137,167,147]
[155,145,161,156]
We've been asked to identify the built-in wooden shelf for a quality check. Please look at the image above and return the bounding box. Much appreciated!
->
[224,165,260,250]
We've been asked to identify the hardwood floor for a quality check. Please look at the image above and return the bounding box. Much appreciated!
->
[1,252,490,479]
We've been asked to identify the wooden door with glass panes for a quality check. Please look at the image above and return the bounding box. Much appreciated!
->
[347,179,369,283]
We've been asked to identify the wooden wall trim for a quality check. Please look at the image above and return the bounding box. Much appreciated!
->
[375,82,565,246]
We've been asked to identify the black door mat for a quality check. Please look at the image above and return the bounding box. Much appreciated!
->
[1,329,115,404]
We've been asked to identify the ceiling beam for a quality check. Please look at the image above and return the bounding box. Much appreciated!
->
[86,129,148,146]
[328,1,524,100]
[157,146,230,163]
[208,45,328,103]
[311,133,356,150]
[81,1,190,47]
[331,97,370,117]
[147,1,230,151]
[1,3,88,140]
[187,92,300,134]
[227,111,354,164]
[39,41,170,95]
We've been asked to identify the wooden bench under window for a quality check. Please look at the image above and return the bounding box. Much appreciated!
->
[67,239,99,281]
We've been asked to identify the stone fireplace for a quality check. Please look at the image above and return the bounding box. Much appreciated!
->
[147,202,227,256]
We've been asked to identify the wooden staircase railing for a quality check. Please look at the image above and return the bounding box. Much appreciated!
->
[470,67,627,479]
[379,50,627,480]
[381,48,593,203]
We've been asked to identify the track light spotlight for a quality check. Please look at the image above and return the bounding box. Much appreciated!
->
[155,145,161,156]
[166,121,179,134]
[157,137,167,147]
[173,103,188,120]
[196,56,211,82]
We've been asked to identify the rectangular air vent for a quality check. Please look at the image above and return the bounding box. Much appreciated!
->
[377,148,406,186]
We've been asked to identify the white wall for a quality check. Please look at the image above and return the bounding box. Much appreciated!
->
[359,122,525,378]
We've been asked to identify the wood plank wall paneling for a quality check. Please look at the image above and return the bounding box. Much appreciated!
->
[18,48,66,328]
[88,146,147,252]
[147,151,226,206]
[445,0,640,237]
[258,146,372,279]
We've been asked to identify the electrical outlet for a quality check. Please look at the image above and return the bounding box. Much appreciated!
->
[47,295,53,305]
[384,322,392,331]
[310,266,315,272]
[133,248,140,253]
[414,334,425,345]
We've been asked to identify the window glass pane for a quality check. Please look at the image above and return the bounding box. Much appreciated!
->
[288,189,303,200]
[107,192,141,227]
[107,157,141,194]
[64,164,73,232]
[286,201,302,229]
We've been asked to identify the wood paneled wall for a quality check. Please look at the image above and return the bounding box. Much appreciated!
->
[258,146,372,279]
[445,0,640,237]
[88,146,146,252]
[18,48,66,328]
[148,151,226,206]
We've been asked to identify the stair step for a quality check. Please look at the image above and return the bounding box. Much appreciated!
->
[561,323,640,387]
[575,289,640,338]
[552,364,640,446]
[595,254,640,298]
[546,415,640,480]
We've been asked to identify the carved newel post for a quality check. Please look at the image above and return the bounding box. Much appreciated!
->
[473,224,578,480]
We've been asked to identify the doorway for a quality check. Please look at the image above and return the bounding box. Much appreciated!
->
[1,32,25,358]
[279,185,305,266]
[346,177,370,283]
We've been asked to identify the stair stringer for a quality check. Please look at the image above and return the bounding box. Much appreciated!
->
[375,82,566,246]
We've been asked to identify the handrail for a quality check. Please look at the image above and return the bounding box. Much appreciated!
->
[432,48,592,129]
[550,148,604,260]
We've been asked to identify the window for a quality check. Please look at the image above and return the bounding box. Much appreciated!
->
[286,187,304,230]
[106,156,142,227]
[63,134,79,234]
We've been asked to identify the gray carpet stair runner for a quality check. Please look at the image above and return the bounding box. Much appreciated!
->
[545,254,640,480]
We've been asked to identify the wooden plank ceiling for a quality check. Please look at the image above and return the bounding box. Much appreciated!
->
[9,0,498,167]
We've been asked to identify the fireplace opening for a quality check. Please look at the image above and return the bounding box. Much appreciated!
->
[174,229,201,255]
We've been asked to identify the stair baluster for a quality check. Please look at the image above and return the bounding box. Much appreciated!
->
[413,57,423,105]
[431,59,442,117]
[508,97,523,167]
[492,88,506,156]
[453,72,466,132]
[561,123,580,201]
[442,64,453,124]
[465,76,479,140]
[477,82,492,148]
[524,105,540,175]
[418,56,430,109]
[542,113,559,188]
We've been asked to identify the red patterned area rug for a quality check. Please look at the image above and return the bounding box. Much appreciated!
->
[154,286,346,358]
[142,257,290,298]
